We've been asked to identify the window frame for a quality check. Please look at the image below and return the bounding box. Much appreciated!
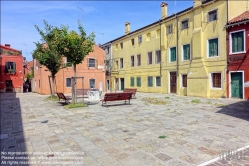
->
[166,24,173,35]
[229,29,246,54]
[147,52,153,65]
[130,77,135,87]
[181,19,189,30]
[89,79,96,89]
[120,58,123,69]
[130,55,135,67]
[182,74,187,88]
[120,43,123,49]
[137,54,141,66]
[5,61,16,73]
[66,78,72,88]
[210,72,222,89]
[131,38,135,46]
[136,77,141,87]
[155,76,161,87]
[207,37,219,58]
[88,58,95,68]
[208,9,218,22]
[169,47,177,62]
[182,44,191,61]
[155,50,161,64]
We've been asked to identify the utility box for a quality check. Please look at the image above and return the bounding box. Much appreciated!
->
[88,89,101,100]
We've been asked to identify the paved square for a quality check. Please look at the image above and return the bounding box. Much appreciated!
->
[1,92,249,165]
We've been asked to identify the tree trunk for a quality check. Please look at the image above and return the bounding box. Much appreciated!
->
[72,64,77,104]
[51,75,55,95]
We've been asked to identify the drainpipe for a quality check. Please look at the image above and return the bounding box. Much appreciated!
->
[159,19,162,77]
[226,0,229,98]
[176,14,179,94]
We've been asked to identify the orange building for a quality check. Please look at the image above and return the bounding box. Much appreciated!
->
[33,45,106,95]
[0,44,24,93]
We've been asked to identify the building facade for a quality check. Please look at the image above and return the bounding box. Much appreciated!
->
[0,44,24,93]
[106,0,248,98]
[226,11,249,100]
[33,45,106,95]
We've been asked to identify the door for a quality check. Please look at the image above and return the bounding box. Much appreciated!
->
[5,80,13,92]
[120,78,124,91]
[170,72,177,93]
[231,72,243,98]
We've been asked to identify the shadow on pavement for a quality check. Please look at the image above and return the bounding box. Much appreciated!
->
[216,100,249,121]
[0,92,29,165]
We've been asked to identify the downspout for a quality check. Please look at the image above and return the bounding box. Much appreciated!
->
[226,0,229,98]
[159,19,162,77]
[176,14,179,94]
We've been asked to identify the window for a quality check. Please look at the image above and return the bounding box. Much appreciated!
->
[148,52,152,64]
[66,78,71,87]
[137,77,141,87]
[170,47,176,62]
[167,24,173,34]
[208,9,217,22]
[156,29,160,38]
[131,56,134,67]
[156,76,161,87]
[208,38,218,57]
[146,33,151,41]
[115,60,118,69]
[5,62,16,73]
[211,73,221,88]
[131,38,135,46]
[155,50,161,64]
[138,35,142,44]
[64,57,72,67]
[137,54,141,66]
[130,77,134,87]
[148,76,153,87]
[88,58,95,67]
[230,30,245,53]
[181,20,189,30]
[106,47,109,54]
[120,58,123,68]
[115,44,118,50]
[120,43,123,49]
[182,44,190,60]
[89,79,96,88]
[182,74,187,87]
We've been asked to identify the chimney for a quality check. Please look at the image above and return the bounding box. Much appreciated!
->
[161,2,168,19]
[125,22,130,35]
[5,44,10,47]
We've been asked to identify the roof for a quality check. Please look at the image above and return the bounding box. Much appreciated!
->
[228,10,249,24]
[102,6,193,45]
[0,44,21,52]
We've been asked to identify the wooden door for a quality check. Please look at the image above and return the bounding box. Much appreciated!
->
[231,72,243,98]
[170,72,177,93]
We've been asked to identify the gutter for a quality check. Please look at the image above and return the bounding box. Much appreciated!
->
[225,20,249,28]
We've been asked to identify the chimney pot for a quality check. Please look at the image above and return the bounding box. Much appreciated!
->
[5,44,10,47]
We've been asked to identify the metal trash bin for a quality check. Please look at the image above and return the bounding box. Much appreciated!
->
[87,89,101,100]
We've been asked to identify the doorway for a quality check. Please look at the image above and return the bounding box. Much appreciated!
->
[120,78,124,91]
[231,72,243,99]
[5,80,13,92]
[170,72,177,93]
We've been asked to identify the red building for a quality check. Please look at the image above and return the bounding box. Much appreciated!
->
[226,11,249,100]
[0,44,24,93]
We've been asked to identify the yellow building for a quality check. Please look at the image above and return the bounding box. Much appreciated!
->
[106,0,248,98]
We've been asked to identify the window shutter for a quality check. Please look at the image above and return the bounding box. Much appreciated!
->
[13,62,16,72]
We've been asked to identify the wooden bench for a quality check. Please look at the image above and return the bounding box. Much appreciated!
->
[56,92,70,103]
[101,92,133,106]
[123,88,137,98]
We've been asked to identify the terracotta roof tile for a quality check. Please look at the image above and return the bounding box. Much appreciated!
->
[228,10,249,24]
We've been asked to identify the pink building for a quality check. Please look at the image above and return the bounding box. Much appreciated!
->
[33,45,106,95]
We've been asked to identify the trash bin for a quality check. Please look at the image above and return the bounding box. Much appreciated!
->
[87,89,101,100]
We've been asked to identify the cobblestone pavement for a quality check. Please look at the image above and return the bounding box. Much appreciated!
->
[0,92,249,166]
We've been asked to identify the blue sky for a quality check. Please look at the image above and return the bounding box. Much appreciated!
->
[1,1,193,61]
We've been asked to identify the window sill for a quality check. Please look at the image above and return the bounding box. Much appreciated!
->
[210,87,222,90]
[207,55,219,58]
[229,51,246,55]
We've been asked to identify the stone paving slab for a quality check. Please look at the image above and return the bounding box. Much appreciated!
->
[0,92,249,166]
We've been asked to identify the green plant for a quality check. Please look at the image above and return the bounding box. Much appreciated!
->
[165,97,170,99]
[142,97,166,105]
[64,103,88,109]
[191,99,200,104]
[44,95,59,101]
[26,73,32,79]
[158,135,166,139]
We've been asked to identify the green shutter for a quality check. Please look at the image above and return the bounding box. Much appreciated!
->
[148,76,153,87]
[171,47,176,62]
[130,77,134,87]
[183,45,188,60]
[137,77,141,87]
[209,38,218,57]
[232,31,244,53]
